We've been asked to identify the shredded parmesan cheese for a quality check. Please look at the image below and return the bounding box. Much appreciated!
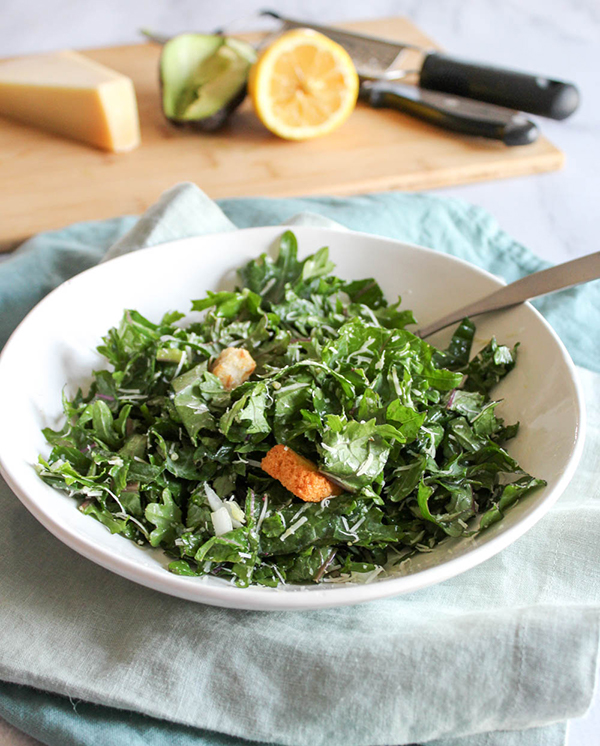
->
[279,515,308,541]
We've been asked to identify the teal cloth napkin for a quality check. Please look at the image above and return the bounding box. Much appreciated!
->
[0,183,598,746]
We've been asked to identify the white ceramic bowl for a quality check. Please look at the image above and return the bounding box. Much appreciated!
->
[0,226,585,610]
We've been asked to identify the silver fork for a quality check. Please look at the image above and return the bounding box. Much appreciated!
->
[417,251,600,338]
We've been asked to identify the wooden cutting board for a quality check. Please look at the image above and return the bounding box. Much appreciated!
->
[0,16,563,250]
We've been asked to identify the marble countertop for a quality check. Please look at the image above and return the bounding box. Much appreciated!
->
[2,0,598,744]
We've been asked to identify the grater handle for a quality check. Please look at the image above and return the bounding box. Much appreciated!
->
[419,54,579,120]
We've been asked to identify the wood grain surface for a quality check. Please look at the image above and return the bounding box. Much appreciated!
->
[0,16,564,250]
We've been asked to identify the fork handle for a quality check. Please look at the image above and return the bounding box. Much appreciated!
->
[418,251,600,338]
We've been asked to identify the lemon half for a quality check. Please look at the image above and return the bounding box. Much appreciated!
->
[249,28,359,141]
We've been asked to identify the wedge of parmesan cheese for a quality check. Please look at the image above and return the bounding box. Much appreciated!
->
[0,50,141,152]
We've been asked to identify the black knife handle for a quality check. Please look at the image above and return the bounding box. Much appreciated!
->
[364,82,538,146]
[419,54,579,120]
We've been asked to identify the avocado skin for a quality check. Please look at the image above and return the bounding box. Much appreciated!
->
[161,81,248,133]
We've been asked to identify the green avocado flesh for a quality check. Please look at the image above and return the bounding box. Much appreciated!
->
[160,34,256,128]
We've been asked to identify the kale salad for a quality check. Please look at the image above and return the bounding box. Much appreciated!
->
[38,232,545,587]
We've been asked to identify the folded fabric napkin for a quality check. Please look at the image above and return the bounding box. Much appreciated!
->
[0,184,598,746]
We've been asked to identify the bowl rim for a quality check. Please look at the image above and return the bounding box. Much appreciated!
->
[0,225,587,610]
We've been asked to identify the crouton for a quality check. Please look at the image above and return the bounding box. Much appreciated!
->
[261,444,342,503]
[211,347,256,391]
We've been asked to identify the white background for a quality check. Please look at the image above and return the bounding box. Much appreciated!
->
[1,0,599,744]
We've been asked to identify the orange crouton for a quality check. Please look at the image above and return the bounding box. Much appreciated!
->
[211,347,256,391]
[261,444,342,503]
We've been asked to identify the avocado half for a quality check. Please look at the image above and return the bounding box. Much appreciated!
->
[160,34,256,131]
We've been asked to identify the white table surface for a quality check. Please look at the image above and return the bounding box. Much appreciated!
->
[1,0,598,743]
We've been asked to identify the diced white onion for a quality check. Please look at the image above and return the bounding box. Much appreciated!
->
[211,507,233,536]
[205,484,224,512]
[225,500,246,525]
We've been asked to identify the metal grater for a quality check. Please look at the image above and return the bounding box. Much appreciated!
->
[261,11,423,79]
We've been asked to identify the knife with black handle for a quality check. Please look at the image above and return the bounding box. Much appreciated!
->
[360,81,539,146]
[264,11,580,121]
[418,55,579,121]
